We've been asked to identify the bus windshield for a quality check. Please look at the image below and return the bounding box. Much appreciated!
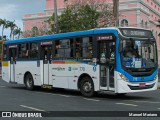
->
[120,39,157,69]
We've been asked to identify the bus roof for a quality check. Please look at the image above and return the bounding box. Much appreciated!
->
[4,28,118,45]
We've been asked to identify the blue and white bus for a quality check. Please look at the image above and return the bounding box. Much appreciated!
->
[2,27,158,97]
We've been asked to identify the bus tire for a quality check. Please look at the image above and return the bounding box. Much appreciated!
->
[80,77,95,97]
[24,73,34,90]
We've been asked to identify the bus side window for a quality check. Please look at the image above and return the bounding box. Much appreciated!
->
[3,45,7,60]
[18,43,29,59]
[75,37,93,58]
[30,43,38,59]
[55,39,73,59]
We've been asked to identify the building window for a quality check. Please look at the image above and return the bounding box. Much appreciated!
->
[121,19,128,27]
[145,22,148,28]
[141,20,144,27]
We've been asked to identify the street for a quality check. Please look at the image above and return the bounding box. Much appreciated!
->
[0,78,160,120]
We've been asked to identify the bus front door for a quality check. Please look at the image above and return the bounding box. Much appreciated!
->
[9,48,17,83]
[41,45,52,85]
[98,41,115,91]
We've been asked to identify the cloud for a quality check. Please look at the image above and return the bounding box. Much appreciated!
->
[0,4,17,19]
[0,0,45,37]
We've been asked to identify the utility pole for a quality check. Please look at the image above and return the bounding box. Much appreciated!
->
[54,0,59,33]
[113,0,119,27]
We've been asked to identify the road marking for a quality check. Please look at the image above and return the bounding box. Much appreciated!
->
[0,86,6,88]
[83,98,100,102]
[116,103,138,107]
[20,105,45,112]
[123,100,160,104]
[35,92,70,97]
[157,108,160,110]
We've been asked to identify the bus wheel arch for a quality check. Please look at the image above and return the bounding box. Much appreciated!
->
[24,72,34,90]
[78,73,95,97]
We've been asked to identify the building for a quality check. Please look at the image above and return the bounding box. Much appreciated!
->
[23,0,160,64]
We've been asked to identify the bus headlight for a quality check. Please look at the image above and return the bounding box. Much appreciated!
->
[119,73,128,82]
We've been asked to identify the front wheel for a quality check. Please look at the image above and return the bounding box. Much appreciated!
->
[24,74,34,90]
[80,77,95,97]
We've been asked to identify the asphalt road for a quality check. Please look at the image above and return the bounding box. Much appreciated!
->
[0,78,160,120]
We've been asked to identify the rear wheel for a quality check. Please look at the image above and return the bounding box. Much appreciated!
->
[24,74,34,90]
[80,77,95,97]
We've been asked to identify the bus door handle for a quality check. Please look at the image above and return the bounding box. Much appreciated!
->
[52,75,55,76]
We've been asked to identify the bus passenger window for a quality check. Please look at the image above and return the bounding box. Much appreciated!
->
[18,43,29,59]
[75,37,93,58]
[3,45,7,60]
[30,43,38,59]
[55,39,73,58]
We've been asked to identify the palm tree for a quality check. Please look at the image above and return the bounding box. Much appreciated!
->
[13,28,23,39]
[6,20,17,39]
[0,19,7,38]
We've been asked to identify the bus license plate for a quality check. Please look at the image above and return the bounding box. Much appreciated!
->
[139,83,146,87]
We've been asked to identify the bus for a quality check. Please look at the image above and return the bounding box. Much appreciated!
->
[1,27,158,97]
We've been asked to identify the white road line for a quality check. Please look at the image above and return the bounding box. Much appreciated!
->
[123,100,160,104]
[35,92,70,97]
[0,86,6,88]
[116,103,138,107]
[20,105,45,112]
[83,98,100,102]
[157,108,160,110]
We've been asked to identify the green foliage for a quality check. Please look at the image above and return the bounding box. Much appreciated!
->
[47,3,115,33]
[47,4,101,33]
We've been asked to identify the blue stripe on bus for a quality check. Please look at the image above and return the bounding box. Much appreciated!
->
[4,28,118,44]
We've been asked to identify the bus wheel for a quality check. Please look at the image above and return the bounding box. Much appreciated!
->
[80,77,95,97]
[25,74,34,90]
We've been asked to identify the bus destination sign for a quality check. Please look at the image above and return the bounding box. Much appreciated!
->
[9,45,17,48]
[96,35,114,41]
[119,28,153,38]
[41,41,52,46]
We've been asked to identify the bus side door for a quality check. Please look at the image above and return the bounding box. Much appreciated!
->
[98,40,116,91]
[40,44,52,85]
[9,47,17,83]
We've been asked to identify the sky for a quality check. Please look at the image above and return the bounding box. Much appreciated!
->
[0,0,46,39]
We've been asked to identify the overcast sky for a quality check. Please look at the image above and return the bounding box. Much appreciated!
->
[0,0,46,38]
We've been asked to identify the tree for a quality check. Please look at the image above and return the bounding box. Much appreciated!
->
[47,0,115,33]
[6,20,17,39]
[13,28,23,39]
[31,26,39,37]
[0,19,8,38]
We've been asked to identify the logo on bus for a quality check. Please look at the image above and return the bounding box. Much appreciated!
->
[52,67,65,71]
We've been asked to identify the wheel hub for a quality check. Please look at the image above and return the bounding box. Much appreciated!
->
[83,82,92,92]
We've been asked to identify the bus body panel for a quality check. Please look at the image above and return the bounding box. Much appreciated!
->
[2,61,10,83]
[15,61,41,86]
[51,62,100,91]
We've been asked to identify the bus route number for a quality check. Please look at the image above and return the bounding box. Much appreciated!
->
[80,67,85,71]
